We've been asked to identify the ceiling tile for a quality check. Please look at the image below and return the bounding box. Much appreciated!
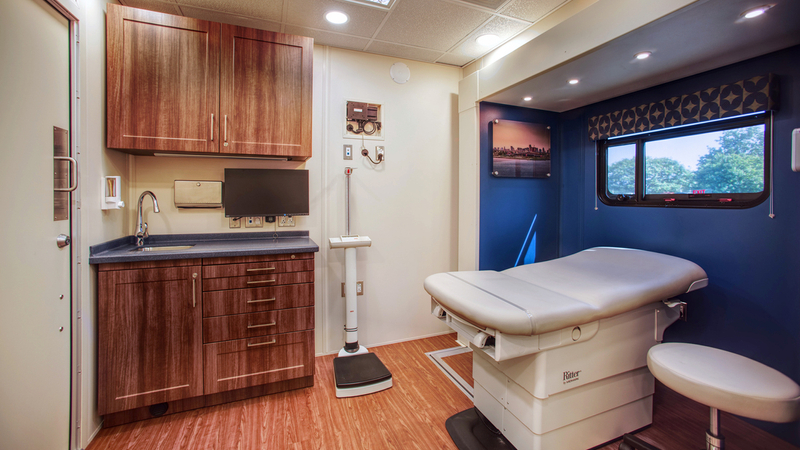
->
[284,25,370,51]
[376,0,492,51]
[437,52,475,66]
[455,15,529,58]
[120,0,182,15]
[500,0,568,23]
[176,0,283,22]
[452,0,508,12]
[286,0,388,38]
[178,6,282,32]
[366,41,445,63]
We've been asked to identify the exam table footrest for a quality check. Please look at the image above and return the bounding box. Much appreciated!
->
[618,433,661,450]
[446,408,518,450]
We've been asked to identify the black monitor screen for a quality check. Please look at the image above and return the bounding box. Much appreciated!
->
[224,169,309,217]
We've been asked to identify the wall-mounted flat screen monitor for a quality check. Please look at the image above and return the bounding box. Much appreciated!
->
[224,169,309,218]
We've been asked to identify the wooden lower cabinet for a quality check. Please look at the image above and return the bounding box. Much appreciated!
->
[97,265,203,415]
[204,330,314,394]
[97,252,315,424]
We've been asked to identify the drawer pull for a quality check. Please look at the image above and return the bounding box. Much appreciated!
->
[247,322,276,329]
[192,273,198,308]
[247,297,276,304]
[247,267,276,272]
[247,279,276,285]
[247,339,276,347]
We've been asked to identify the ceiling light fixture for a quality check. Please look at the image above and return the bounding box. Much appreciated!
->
[742,4,774,18]
[476,34,501,47]
[568,79,579,85]
[635,51,652,60]
[325,11,349,24]
[523,96,532,101]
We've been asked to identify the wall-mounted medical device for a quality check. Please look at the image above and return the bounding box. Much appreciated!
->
[792,128,800,172]
[101,176,124,210]
[345,101,383,140]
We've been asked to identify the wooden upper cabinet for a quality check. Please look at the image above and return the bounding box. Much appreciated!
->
[220,26,313,159]
[106,5,313,160]
[107,5,219,154]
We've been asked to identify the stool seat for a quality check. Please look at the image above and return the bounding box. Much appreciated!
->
[647,343,800,423]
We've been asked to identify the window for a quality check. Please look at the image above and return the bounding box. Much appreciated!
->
[598,112,770,208]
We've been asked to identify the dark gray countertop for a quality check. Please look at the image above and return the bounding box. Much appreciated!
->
[88,231,319,264]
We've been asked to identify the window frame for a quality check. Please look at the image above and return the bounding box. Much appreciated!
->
[597,112,771,209]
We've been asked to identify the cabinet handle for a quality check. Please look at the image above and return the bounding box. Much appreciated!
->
[192,273,198,308]
[246,267,275,272]
[247,339,276,347]
[224,115,227,142]
[247,297,276,304]
[247,322,276,329]
[247,279,276,285]
[210,114,214,141]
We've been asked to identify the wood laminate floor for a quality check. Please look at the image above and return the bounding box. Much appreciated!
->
[87,334,799,450]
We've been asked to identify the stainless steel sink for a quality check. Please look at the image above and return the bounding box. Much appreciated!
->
[130,245,195,252]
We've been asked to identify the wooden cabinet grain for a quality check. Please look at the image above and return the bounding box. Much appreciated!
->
[97,265,203,415]
[106,5,219,154]
[219,25,312,159]
[106,4,313,160]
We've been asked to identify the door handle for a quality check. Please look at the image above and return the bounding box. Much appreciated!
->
[56,234,71,248]
[192,273,198,308]
[210,113,214,141]
[53,156,78,192]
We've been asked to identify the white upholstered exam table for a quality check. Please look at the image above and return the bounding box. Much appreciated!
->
[424,247,708,450]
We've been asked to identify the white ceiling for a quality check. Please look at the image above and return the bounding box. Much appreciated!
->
[119,0,570,67]
[484,0,800,112]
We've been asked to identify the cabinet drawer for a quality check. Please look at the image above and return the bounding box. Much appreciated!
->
[203,271,313,291]
[203,283,313,317]
[203,259,313,279]
[203,307,314,343]
[204,330,314,394]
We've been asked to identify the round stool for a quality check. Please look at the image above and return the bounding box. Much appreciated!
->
[647,343,800,450]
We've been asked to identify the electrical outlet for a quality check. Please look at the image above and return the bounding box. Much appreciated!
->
[343,144,353,160]
[278,215,295,227]
[341,281,365,297]
[376,146,385,160]
[245,217,263,228]
[229,217,241,228]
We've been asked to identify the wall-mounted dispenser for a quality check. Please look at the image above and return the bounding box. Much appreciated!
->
[101,176,124,210]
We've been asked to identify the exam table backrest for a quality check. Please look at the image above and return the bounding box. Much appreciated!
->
[424,247,708,336]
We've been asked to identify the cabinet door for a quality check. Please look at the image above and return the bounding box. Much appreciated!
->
[220,25,312,159]
[107,4,219,153]
[98,266,203,415]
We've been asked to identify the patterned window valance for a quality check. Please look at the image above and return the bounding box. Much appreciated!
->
[588,74,779,140]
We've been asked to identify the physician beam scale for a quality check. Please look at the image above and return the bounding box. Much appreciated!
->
[328,167,392,398]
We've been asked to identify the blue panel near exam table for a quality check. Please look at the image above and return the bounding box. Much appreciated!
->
[479,102,559,271]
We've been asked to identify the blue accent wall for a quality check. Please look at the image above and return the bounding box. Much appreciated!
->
[558,45,800,445]
[479,103,560,270]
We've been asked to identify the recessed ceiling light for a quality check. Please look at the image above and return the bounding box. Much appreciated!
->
[476,34,501,47]
[742,4,774,19]
[523,96,532,101]
[568,79,579,85]
[635,51,651,60]
[325,11,349,24]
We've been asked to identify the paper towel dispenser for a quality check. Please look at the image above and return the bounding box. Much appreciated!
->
[174,180,222,208]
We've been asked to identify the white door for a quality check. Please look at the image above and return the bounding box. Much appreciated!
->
[0,0,73,448]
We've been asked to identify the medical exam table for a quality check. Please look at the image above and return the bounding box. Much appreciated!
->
[424,247,708,450]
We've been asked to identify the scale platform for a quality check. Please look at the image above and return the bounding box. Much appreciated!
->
[333,353,393,398]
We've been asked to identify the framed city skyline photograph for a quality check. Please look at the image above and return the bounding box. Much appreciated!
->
[490,119,551,178]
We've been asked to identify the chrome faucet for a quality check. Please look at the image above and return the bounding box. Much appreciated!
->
[136,191,160,246]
